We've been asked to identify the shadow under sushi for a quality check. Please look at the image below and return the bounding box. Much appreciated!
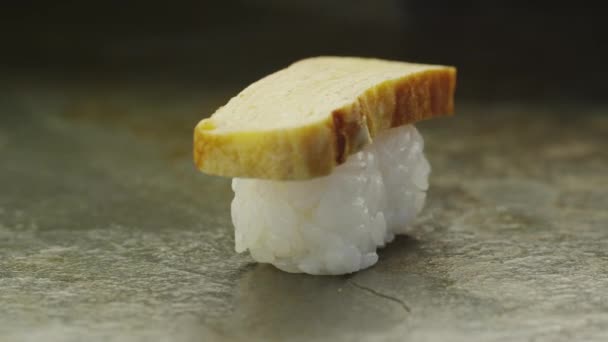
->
[211,231,509,341]
[209,235,426,340]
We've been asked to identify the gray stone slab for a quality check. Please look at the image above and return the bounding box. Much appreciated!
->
[1,87,607,341]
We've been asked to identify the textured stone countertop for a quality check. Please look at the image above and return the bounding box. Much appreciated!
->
[1,85,607,341]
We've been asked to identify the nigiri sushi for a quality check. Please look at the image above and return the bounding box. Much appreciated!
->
[194,56,456,275]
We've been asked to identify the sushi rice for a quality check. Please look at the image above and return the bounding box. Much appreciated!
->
[231,124,430,275]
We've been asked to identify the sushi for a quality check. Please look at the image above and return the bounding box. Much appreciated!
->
[194,56,456,275]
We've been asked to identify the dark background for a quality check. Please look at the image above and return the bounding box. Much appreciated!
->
[1,0,607,104]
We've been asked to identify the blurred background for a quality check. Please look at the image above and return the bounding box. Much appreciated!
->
[2,0,607,105]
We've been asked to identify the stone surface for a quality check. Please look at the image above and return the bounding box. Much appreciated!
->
[1,86,607,341]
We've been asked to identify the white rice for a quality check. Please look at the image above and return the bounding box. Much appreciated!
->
[230,125,430,275]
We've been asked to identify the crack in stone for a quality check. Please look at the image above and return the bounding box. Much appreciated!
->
[348,280,411,313]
